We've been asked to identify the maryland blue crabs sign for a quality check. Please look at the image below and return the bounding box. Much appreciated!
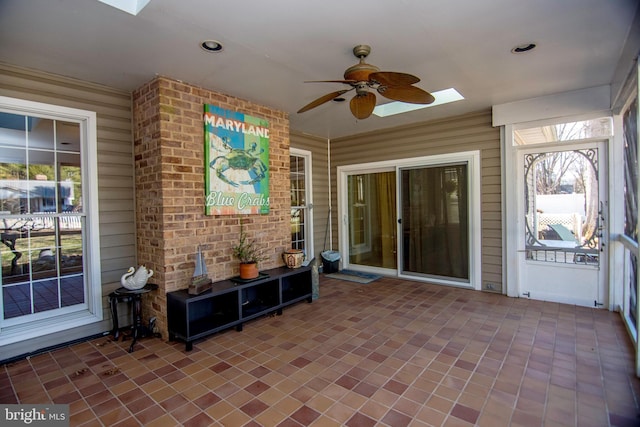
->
[204,105,270,215]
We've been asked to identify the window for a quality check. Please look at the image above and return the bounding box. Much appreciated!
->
[0,97,101,344]
[514,117,613,145]
[290,149,313,259]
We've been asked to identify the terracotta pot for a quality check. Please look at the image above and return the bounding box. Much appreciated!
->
[239,262,259,279]
[282,249,305,269]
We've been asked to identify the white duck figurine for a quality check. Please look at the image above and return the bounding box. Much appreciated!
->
[121,265,154,290]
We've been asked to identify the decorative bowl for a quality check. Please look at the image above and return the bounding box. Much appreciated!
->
[282,249,305,269]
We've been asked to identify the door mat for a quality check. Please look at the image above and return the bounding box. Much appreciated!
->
[325,269,381,284]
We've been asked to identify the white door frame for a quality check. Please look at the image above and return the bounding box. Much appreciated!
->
[503,116,612,306]
[337,151,481,289]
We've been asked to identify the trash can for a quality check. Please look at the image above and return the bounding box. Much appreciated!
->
[321,250,341,274]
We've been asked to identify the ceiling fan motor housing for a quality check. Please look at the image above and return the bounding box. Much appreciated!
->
[344,62,379,82]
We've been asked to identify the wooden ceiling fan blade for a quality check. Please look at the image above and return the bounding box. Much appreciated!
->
[350,92,376,119]
[369,71,420,86]
[378,85,435,104]
[304,80,357,84]
[297,90,350,113]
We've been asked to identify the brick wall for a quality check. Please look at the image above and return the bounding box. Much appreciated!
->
[132,76,291,338]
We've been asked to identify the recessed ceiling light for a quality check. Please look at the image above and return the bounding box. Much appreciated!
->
[201,40,223,52]
[511,43,537,54]
[373,88,464,117]
[332,97,346,103]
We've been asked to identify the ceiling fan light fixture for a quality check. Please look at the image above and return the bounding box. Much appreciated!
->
[201,40,223,52]
[350,92,376,119]
[511,43,537,54]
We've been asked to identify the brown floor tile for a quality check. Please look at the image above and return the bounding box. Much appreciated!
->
[382,408,412,427]
[219,408,252,426]
[168,401,200,424]
[240,398,270,417]
[100,407,133,426]
[131,402,164,425]
[345,411,377,427]
[159,393,189,412]
[392,396,421,418]
[252,407,286,426]
[182,412,214,427]
[69,408,97,426]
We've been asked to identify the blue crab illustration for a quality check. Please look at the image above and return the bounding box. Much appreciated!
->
[210,138,268,187]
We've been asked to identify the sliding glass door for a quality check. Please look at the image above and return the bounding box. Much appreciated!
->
[346,171,397,269]
[339,152,479,288]
[399,164,469,281]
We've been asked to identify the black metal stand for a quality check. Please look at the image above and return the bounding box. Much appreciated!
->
[109,283,158,352]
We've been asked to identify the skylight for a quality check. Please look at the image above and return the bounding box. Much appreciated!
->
[98,0,151,15]
[373,88,464,117]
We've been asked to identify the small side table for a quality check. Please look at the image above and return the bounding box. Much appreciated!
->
[109,283,158,353]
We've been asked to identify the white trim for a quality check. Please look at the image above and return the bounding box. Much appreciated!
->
[290,147,314,260]
[0,96,102,346]
[0,311,103,346]
[492,85,610,127]
[337,151,482,290]
[503,124,519,297]
[610,113,626,312]
[500,125,509,295]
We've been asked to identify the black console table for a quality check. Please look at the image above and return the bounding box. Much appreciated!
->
[167,264,313,351]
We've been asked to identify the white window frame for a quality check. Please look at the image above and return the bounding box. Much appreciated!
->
[290,148,314,260]
[0,96,102,346]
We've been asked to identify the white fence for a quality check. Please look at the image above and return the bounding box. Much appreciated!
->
[537,212,583,241]
[2,215,82,232]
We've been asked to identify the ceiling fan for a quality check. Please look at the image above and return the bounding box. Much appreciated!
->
[297,45,435,120]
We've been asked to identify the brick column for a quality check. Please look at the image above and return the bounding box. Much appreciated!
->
[132,76,291,339]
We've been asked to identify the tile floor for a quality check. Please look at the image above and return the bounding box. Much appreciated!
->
[2,276,640,426]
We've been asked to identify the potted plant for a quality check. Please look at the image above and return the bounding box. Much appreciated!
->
[232,222,267,279]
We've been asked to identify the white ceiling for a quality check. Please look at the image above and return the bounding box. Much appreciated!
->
[0,0,637,139]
